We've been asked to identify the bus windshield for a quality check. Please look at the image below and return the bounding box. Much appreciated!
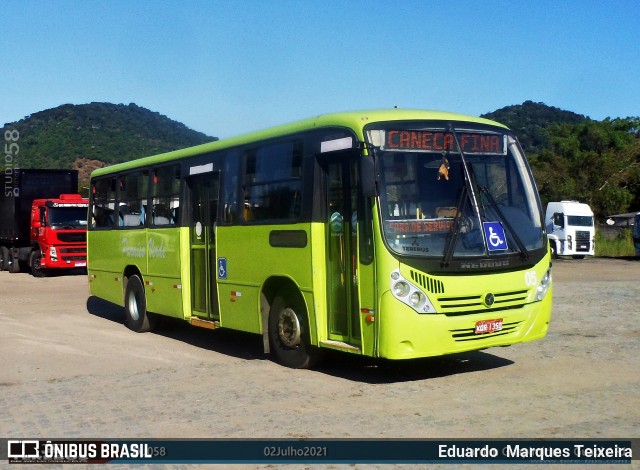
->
[367,123,544,260]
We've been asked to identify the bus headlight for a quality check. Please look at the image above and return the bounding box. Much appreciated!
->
[390,270,436,313]
[409,291,426,308]
[535,267,552,301]
[392,281,410,297]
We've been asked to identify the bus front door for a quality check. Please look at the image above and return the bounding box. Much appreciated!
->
[325,158,361,346]
[187,172,220,321]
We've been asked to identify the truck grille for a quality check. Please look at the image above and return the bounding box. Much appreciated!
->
[57,232,86,242]
[575,231,591,252]
[60,247,86,262]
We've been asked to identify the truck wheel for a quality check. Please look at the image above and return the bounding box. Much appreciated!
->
[0,246,8,271]
[29,251,49,277]
[268,293,323,369]
[124,275,157,333]
[7,250,21,273]
[549,241,558,259]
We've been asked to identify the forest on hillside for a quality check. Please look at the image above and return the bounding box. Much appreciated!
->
[483,102,640,217]
[2,101,639,217]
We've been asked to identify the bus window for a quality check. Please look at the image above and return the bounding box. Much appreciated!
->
[243,140,303,221]
[151,165,180,226]
[91,177,116,228]
[118,171,149,227]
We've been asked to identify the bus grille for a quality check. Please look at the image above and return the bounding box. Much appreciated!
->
[437,289,529,316]
[409,270,445,294]
[575,231,591,252]
[449,320,523,341]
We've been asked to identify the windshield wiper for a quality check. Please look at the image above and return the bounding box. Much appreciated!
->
[442,185,468,267]
[479,186,529,260]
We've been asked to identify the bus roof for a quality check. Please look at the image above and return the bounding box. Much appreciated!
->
[90,109,508,177]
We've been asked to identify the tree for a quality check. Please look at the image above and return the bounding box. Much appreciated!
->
[530,118,640,218]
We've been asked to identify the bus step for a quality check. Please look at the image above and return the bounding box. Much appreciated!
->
[190,317,218,330]
[320,340,361,352]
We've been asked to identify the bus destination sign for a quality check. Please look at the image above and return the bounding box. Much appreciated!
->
[383,130,506,155]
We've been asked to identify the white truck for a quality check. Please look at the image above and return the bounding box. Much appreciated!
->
[545,201,595,259]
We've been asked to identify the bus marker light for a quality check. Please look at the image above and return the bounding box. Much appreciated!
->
[365,315,375,323]
[173,284,182,289]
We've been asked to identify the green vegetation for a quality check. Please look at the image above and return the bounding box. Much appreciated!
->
[482,100,587,154]
[595,228,635,257]
[1,102,217,189]
[3,100,639,220]
[483,102,640,219]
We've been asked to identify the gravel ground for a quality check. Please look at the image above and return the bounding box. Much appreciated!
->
[0,257,638,469]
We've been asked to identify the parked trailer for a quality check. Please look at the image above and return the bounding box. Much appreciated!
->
[0,169,88,276]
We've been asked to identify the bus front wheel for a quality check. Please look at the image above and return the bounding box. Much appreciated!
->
[124,275,157,333]
[268,294,321,369]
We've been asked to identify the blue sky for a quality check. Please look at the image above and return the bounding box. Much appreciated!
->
[2,1,638,138]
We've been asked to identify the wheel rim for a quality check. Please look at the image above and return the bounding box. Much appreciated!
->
[128,291,140,321]
[34,253,42,271]
[277,307,301,348]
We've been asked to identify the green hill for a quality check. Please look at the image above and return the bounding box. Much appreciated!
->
[481,100,588,154]
[2,102,217,188]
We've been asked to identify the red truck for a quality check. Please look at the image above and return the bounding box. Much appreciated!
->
[0,169,88,277]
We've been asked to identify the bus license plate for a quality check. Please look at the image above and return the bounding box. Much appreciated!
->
[475,318,503,334]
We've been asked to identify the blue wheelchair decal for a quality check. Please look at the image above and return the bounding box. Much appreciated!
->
[218,257,227,279]
[483,222,508,251]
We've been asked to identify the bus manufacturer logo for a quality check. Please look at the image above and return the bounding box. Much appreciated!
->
[483,293,495,307]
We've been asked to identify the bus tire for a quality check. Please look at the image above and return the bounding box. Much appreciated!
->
[124,275,157,333]
[29,250,49,277]
[268,294,322,369]
[0,246,8,271]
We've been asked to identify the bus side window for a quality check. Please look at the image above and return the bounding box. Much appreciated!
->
[91,177,116,229]
[151,165,180,227]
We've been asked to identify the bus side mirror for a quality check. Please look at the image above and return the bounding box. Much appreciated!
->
[361,155,377,197]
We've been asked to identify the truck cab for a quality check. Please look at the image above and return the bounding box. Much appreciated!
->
[28,194,89,276]
[545,201,595,259]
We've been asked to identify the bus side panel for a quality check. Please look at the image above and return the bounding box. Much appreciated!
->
[144,228,183,318]
[88,230,126,306]
[216,224,313,334]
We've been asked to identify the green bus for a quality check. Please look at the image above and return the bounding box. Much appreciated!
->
[87,109,552,368]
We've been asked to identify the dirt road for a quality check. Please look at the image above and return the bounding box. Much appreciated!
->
[0,258,638,466]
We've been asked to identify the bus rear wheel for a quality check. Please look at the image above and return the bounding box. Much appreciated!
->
[124,275,157,333]
[268,294,322,369]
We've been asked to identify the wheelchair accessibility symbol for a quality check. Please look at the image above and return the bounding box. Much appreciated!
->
[483,222,508,251]
[218,257,227,280]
